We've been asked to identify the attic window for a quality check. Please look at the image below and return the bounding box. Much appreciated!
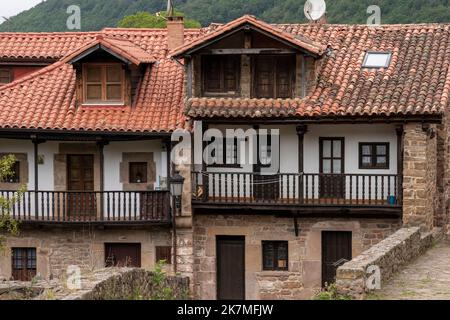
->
[362,52,392,68]
[0,69,12,84]
[83,64,124,104]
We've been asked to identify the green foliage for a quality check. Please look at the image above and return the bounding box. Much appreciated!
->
[150,260,178,300]
[0,0,448,32]
[313,283,352,300]
[0,155,21,250]
[118,11,201,29]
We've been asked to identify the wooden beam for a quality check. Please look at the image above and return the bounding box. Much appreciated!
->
[204,48,296,55]
[185,57,193,98]
[396,125,404,204]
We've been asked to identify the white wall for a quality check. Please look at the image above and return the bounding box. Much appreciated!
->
[196,124,398,201]
[0,139,58,191]
[104,140,167,191]
[304,124,397,175]
[0,139,167,191]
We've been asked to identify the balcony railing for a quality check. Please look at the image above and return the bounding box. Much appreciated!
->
[0,190,171,224]
[192,172,402,207]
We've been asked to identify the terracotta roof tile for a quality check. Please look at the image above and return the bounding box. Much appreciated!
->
[187,23,450,119]
[170,15,326,57]
[62,35,156,65]
[0,18,449,133]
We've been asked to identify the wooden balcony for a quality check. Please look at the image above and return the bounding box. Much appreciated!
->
[0,190,171,225]
[192,172,402,214]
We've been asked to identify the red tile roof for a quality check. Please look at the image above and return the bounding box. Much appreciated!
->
[187,23,450,119]
[0,18,448,134]
[63,35,156,65]
[170,15,326,57]
[0,58,185,133]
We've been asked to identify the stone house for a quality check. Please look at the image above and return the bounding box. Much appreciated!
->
[0,15,449,300]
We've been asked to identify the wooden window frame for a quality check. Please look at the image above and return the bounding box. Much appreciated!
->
[262,241,289,271]
[0,68,12,84]
[129,162,148,184]
[1,161,20,183]
[155,246,172,264]
[11,248,37,281]
[359,142,390,169]
[319,137,345,174]
[201,55,241,97]
[82,63,125,104]
[207,136,242,168]
[252,55,296,99]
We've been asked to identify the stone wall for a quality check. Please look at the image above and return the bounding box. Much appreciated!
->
[1,269,189,300]
[61,268,189,300]
[0,227,172,280]
[193,214,401,300]
[436,113,450,228]
[402,123,438,232]
[335,227,444,299]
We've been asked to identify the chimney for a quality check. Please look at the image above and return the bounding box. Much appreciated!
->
[167,16,184,50]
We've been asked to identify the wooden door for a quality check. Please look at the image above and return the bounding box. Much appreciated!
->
[321,231,352,287]
[105,243,141,268]
[67,155,96,218]
[319,138,345,199]
[217,236,245,300]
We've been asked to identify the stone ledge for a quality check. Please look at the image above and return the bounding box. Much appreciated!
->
[336,227,444,299]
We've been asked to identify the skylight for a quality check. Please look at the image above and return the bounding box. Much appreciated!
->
[362,52,392,68]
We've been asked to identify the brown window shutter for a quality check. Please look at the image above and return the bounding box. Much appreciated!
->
[254,56,274,98]
[155,246,172,264]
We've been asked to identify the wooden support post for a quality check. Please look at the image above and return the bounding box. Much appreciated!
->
[395,125,404,204]
[296,125,308,204]
[96,139,108,220]
[31,135,45,217]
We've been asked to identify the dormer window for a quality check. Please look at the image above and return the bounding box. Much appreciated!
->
[202,55,240,96]
[253,55,295,99]
[83,64,124,104]
[362,52,392,68]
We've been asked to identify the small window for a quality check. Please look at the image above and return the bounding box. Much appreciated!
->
[208,137,241,168]
[1,161,20,183]
[253,55,295,99]
[362,52,392,68]
[83,64,124,103]
[12,248,37,281]
[155,246,172,264]
[0,69,12,84]
[129,162,147,183]
[359,143,390,169]
[262,241,288,271]
[202,55,240,96]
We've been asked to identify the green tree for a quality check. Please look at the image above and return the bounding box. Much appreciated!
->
[118,11,201,29]
[0,155,20,250]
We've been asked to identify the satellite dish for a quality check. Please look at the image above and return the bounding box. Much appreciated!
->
[304,0,326,21]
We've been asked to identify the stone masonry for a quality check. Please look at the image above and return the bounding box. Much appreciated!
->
[0,227,171,280]
[402,123,438,232]
[193,214,401,300]
[336,227,444,299]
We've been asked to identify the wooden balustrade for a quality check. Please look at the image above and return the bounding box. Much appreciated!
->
[0,190,171,224]
[192,172,401,207]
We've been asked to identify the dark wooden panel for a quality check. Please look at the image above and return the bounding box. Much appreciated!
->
[67,155,96,217]
[217,236,245,300]
[321,231,352,287]
[319,138,345,199]
[105,243,141,268]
